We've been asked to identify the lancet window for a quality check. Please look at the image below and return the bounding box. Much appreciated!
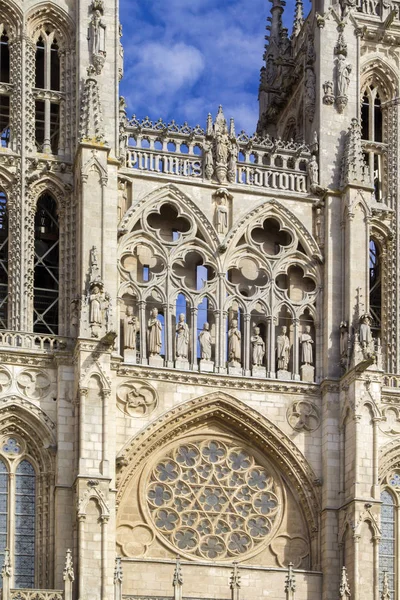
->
[379,490,395,599]
[361,84,385,201]
[33,193,59,335]
[119,199,320,383]
[0,190,8,329]
[34,32,61,154]
[0,29,10,148]
[0,443,36,589]
[369,239,381,337]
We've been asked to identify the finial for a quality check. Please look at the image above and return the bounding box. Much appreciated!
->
[114,556,123,584]
[173,555,183,587]
[206,113,213,137]
[339,566,351,599]
[381,571,391,600]
[292,0,304,36]
[229,118,236,138]
[63,549,74,582]
[285,563,296,598]
[1,549,11,579]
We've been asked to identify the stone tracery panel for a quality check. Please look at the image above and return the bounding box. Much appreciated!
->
[142,437,283,561]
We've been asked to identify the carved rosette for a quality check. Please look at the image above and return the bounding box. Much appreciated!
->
[142,437,283,561]
[117,380,158,417]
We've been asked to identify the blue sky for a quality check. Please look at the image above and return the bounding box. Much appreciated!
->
[119,0,299,134]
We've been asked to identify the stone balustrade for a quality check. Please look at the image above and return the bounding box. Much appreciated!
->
[123,116,311,194]
[9,591,63,600]
[0,331,70,353]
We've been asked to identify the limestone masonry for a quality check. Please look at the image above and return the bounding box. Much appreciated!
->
[0,0,397,598]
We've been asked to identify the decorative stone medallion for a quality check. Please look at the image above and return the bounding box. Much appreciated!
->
[16,369,51,399]
[117,380,158,417]
[143,437,283,561]
[287,400,320,432]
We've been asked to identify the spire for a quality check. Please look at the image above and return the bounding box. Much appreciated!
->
[340,118,371,188]
[267,0,287,46]
[292,0,304,36]
[381,571,391,600]
[339,566,351,599]
[285,563,296,600]
[79,77,107,145]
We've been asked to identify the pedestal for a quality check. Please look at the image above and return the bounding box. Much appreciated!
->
[228,363,242,375]
[149,355,164,368]
[252,366,266,378]
[175,359,190,371]
[301,364,315,383]
[277,369,291,380]
[200,360,214,373]
[124,349,136,364]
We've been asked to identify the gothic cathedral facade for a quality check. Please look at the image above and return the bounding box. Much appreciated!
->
[0,0,397,598]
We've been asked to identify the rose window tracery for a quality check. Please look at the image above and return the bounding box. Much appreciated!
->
[144,439,282,561]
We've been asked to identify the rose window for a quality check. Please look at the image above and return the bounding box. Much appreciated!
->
[145,439,282,561]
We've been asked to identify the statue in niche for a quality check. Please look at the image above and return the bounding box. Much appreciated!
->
[228,319,241,366]
[359,314,372,349]
[307,156,327,196]
[337,55,351,97]
[90,10,106,56]
[204,140,214,181]
[215,194,229,234]
[89,284,103,326]
[300,326,314,365]
[124,306,138,350]
[251,326,265,367]
[276,326,291,371]
[340,321,349,357]
[199,322,212,360]
[227,141,238,184]
[176,313,189,359]
[148,308,162,357]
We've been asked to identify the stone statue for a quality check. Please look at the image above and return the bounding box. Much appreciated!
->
[340,321,349,357]
[204,140,214,180]
[307,155,319,186]
[124,306,138,350]
[276,326,291,370]
[251,327,265,367]
[176,313,189,359]
[89,284,103,326]
[148,308,162,357]
[300,326,314,365]
[199,322,212,360]
[227,141,238,183]
[359,314,372,349]
[228,319,241,365]
[337,55,351,97]
[90,10,106,55]
[215,194,229,234]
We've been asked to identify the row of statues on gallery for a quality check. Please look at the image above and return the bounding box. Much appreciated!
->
[123,308,315,381]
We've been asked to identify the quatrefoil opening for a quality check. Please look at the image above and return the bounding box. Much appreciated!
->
[228,257,269,298]
[147,203,191,242]
[275,265,316,301]
[172,251,215,291]
[121,243,165,284]
[251,218,292,256]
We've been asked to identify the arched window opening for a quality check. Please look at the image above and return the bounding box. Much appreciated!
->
[0,459,8,578]
[0,191,8,329]
[50,39,60,91]
[0,455,37,590]
[369,239,381,337]
[15,460,35,588]
[361,91,369,140]
[379,490,395,599]
[0,32,10,149]
[35,37,45,89]
[0,32,10,83]
[34,193,59,335]
[361,85,385,201]
[34,33,61,154]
